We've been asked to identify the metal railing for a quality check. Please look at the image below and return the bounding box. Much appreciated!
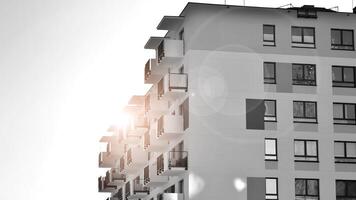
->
[157,41,165,63]
[144,59,151,80]
[133,178,150,194]
[168,151,188,169]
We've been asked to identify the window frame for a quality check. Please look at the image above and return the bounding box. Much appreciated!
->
[265,138,278,161]
[266,177,279,200]
[264,62,276,84]
[331,29,355,51]
[264,99,277,122]
[332,66,356,88]
[333,102,356,125]
[263,24,276,46]
[292,63,317,86]
[295,178,320,200]
[291,26,316,48]
[294,139,319,162]
[334,141,356,164]
[293,101,318,123]
[336,180,356,199]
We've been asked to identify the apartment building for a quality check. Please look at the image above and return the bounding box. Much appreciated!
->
[98,3,356,200]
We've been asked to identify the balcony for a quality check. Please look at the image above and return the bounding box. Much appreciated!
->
[106,169,126,187]
[144,58,167,84]
[157,115,184,140]
[106,142,126,157]
[125,115,148,138]
[144,163,169,187]
[99,152,118,168]
[145,92,170,119]
[98,176,117,193]
[161,193,184,200]
[157,151,188,176]
[158,73,188,101]
[143,130,169,152]
[125,147,149,173]
[126,179,150,199]
[145,37,183,68]
[112,188,123,200]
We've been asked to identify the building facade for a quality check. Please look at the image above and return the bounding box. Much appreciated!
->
[98,3,356,200]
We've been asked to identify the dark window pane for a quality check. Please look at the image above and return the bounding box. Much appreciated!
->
[264,25,274,41]
[293,65,304,80]
[333,104,344,119]
[332,67,343,81]
[304,65,315,80]
[345,104,355,119]
[264,63,275,78]
[295,180,306,195]
[265,101,276,116]
[344,68,355,82]
[336,181,346,196]
[334,142,345,157]
[332,30,341,44]
[294,102,304,117]
[305,102,316,118]
[348,181,356,196]
[307,180,319,195]
[303,28,314,43]
[292,27,303,42]
[343,31,353,45]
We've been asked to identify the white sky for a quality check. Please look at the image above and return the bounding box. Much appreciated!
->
[0,0,354,199]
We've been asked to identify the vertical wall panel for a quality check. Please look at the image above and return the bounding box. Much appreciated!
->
[247,177,265,200]
[276,62,292,93]
[246,99,265,130]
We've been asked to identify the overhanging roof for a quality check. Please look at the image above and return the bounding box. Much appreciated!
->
[157,16,184,31]
[144,37,164,49]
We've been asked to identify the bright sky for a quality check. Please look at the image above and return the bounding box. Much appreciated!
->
[0,0,354,199]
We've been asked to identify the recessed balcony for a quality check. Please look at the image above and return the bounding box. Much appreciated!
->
[143,164,169,188]
[161,193,184,200]
[112,188,123,200]
[144,58,167,84]
[157,151,188,176]
[157,115,184,140]
[126,179,150,199]
[99,152,118,168]
[145,37,183,68]
[125,147,149,172]
[157,73,188,101]
[106,169,126,187]
[125,115,149,137]
[98,176,117,193]
[143,130,169,152]
[145,92,170,120]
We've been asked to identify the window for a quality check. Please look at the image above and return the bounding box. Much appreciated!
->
[333,103,356,125]
[295,179,319,200]
[336,180,356,199]
[294,139,318,162]
[293,101,317,123]
[332,66,356,88]
[266,178,278,200]
[264,62,276,84]
[331,29,354,50]
[292,64,316,86]
[264,100,277,122]
[265,138,278,161]
[291,26,316,48]
[263,25,276,46]
[334,141,356,163]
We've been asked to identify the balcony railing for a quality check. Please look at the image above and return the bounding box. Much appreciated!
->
[157,151,188,176]
[158,73,188,100]
[125,181,131,199]
[157,41,165,63]
[98,176,116,193]
[168,151,188,169]
[144,166,149,185]
[133,178,150,195]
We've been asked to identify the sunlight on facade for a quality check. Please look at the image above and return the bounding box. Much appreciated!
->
[233,178,246,192]
[189,173,205,199]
